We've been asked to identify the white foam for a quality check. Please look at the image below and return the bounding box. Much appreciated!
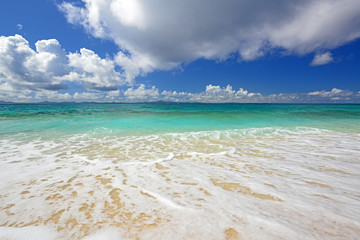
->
[81,228,130,240]
[1,127,360,239]
[140,189,184,209]
[126,152,175,165]
[0,226,60,240]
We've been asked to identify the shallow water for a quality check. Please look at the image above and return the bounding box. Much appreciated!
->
[0,104,360,239]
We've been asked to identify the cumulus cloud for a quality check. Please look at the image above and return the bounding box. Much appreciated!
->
[308,88,353,99]
[65,48,124,90]
[311,52,333,66]
[121,85,360,103]
[59,0,360,79]
[1,81,359,103]
[73,91,102,100]
[34,90,72,101]
[173,84,262,103]
[114,51,169,85]
[0,35,125,94]
[0,35,68,91]
[124,84,159,101]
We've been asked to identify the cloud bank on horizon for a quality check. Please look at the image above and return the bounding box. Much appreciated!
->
[1,80,360,103]
[1,0,360,103]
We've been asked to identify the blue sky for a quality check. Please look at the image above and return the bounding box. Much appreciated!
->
[0,0,359,103]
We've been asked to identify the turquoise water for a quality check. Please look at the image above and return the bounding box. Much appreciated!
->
[1,103,360,136]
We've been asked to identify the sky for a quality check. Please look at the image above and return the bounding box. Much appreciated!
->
[0,0,360,103]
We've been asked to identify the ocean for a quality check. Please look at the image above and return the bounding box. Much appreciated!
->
[0,103,359,239]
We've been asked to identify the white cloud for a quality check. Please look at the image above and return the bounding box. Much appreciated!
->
[114,51,170,85]
[311,52,333,66]
[161,85,360,103]
[59,0,360,79]
[0,34,358,103]
[124,84,159,101]
[0,35,67,91]
[1,81,359,103]
[0,35,125,93]
[0,81,33,102]
[34,90,72,101]
[187,84,261,103]
[160,84,262,103]
[110,0,145,29]
[308,88,353,97]
[105,90,121,100]
[66,48,124,90]
[73,92,101,100]
[33,39,69,76]
[267,0,360,53]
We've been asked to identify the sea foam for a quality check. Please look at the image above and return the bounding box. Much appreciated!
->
[1,127,360,239]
